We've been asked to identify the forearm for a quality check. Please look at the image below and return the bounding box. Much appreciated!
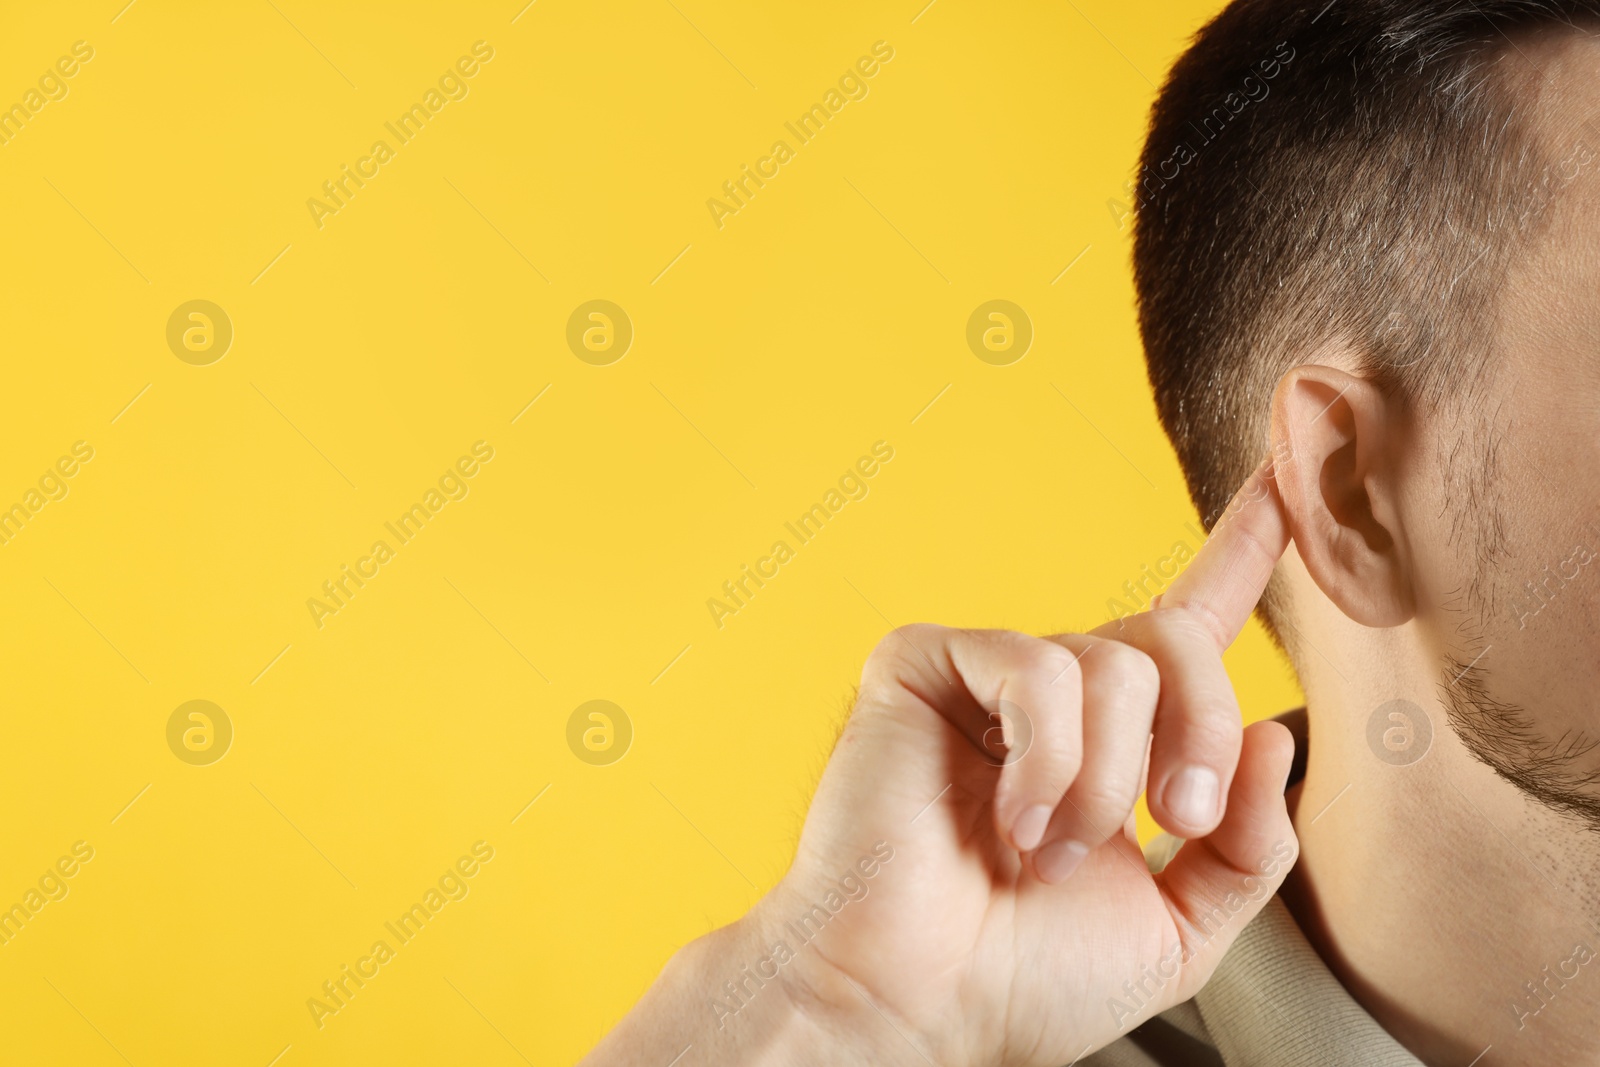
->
[580,897,917,1067]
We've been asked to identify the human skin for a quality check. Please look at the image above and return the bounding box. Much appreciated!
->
[587,29,1600,1067]
[1265,31,1600,1067]
[582,465,1300,1066]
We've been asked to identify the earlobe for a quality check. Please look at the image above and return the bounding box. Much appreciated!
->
[1270,365,1414,627]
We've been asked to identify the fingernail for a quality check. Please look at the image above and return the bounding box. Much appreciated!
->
[1012,804,1053,852]
[1164,765,1220,829]
[1035,839,1090,884]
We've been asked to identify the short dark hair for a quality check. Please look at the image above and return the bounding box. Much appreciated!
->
[1134,0,1599,644]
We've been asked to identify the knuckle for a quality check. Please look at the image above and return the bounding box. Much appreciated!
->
[851,675,898,715]
[1089,613,1142,643]
[866,622,942,671]
[971,629,1079,685]
[1071,776,1136,823]
[982,627,1047,660]
[1146,608,1213,648]
[1029,745,1083,791]
[1163,704,1242,756]
[1174,604,1231,651]
[1096,640,1160,696]
[1031,640,1084,684]
[1013,716,1081,781]
[1037,719,1085,764]
[895,621,944,646]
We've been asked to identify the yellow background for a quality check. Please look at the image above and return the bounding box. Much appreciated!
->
[0,1,1299,1063]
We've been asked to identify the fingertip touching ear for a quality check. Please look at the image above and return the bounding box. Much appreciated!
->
[1269,365,1414,628]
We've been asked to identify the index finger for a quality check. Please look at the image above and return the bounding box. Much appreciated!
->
[1156,455,1290,651]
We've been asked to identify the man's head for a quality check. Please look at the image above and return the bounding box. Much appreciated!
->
[1137,2,1600,823]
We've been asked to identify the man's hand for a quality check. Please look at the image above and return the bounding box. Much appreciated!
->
[585,461,1296,1067]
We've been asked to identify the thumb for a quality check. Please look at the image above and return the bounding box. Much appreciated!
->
[1151,719,1299,1002]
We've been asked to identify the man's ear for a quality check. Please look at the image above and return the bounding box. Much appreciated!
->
[1270,365,1414,627]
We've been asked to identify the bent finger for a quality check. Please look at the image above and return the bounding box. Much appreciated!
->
[1032,634,1160,883]
[861,625,1088,853]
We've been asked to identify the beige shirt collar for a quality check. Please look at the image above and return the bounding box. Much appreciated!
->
[1186,894,1422,1066]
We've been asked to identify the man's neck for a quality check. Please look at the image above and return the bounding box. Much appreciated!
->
[1282,700,1600,1067]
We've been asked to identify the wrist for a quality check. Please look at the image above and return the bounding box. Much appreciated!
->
[680,910,840,1066]
[655,893,923,1067]
[581,898,869,1067]
[582,885,932,1067]
[712,886,930,1067]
